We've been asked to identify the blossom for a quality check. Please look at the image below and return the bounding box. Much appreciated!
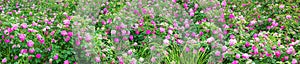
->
[21,23,27,29]
[75,40,81,46]
[2,58,7,63]
[61,30,67,36]
[286,46,295,54]
[207,37,215,43]
[128,50,133,55]
[64,36,70,42]
[286,15,292,19]
[279,4,284,9]
[151,57,156,62]
[14,55,18,60]
[4,39,10,43]
[160,27,165,32]
[111,30,116,34]
[176,39,183,44]
[163,39,170,45]
[95,56,101,62]
[222,46,227,52]
[64,60,70,64]
[236,54,240,59]
[199,47,205,52]
[229,39,237,46]
[67,32,73,37]
[172,0,176,3]
[232,60,238,64]
[27,40,34,47]
[242,53,251,59]
[185,47,190,52]
[63,19,70,25]
[146,30,151,34]
[245,42,250,47]
[20,49,28,54]
[215,51,221,56]
[222,0,227,7]
[129,35,134,40]
[114,38,119,43]
[229,13,235,19]
[19,34,26,42]
[36,54,42,59]
[53,54,59,60]
[275,50,281,58]
[29,48,35,53]
[292,59,297,64]
[130,58,137,64]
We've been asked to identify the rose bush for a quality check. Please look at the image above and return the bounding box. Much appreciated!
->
[1,0,300,64]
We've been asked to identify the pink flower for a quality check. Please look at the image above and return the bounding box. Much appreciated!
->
[245,42,250,47]
[64,36,70,42]
[199,47,205,52]
[39,39,45,44]
[2,58,7,63]
[36,54,42,59]
[53,54,59,60]
[215,51,221,56]
[286,46,295,54]
[232,60,238,64]
[146,30,151,34]
[151,57,156,62]
[130,58,137,64]
[29,49,35,54]
[242,53,251,59]
[229,39,237,46]
[14,56,18,60]
[32,22,38,26]
[20,49,28,54]
[221,0,227,7]
[222,46,227,52]
[129,35,134,40]
[229,13,235,19]
[4,39,10,43]
[19,34,26,42]
[279,4,285,9]
[118,56,124,64]
[236,54,240,59]
[194,4,199,10]
[266,52,272,57]
[207,37,215,43]
[64,60,70,64]
[85,34,92,42]
[176,39,183,44]
[63,20,70,25]
[284,56,289,60]
[95,56,100,62]
[127,50,133,55]
[286,15,292,19]
[292,59,297,64]
[76,40,81,46]
[36,34,42,39]
[114,38,119,43]
[275,50,281,58]
[183,3,188,10]
[61,30,67,36]
[68,32,73,37]
[186,47,190,52]
[172,0,176,3]
[111,30,116,35]
[163,39,170,45]
[160,27,165,33]
[27,40,34,47]
[21,23,27,29]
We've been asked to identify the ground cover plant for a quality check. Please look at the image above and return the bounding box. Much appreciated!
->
[0,0,299,64]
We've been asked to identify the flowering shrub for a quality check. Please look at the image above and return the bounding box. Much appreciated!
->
[1,0,300,64]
